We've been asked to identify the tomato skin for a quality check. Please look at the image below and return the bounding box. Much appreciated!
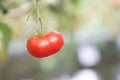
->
[27,31,64,58]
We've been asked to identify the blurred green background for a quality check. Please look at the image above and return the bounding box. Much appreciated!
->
[0,0,120,80]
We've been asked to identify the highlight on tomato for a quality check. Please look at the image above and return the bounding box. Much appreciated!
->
[27,31,64,58]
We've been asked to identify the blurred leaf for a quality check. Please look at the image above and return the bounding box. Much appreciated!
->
[70,0,80,6]
[0,22,12,61]
[0,2,8,14]
[49,5,60,14]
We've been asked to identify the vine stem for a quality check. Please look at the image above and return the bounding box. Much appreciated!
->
[36,0,43,34]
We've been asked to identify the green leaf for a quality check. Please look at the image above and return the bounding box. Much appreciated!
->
[0,22,12,54]
[70,0,80,6]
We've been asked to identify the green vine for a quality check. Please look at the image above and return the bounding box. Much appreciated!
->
[36,0,43,35]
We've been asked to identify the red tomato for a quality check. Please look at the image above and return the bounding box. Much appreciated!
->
[27,31,64,58]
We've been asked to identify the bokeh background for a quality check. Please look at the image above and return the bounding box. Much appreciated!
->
[0,0,120,80]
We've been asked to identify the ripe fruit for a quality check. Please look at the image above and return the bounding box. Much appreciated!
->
[27,31,64,58]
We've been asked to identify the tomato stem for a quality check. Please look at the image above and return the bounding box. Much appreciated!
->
[36,0,43,35]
